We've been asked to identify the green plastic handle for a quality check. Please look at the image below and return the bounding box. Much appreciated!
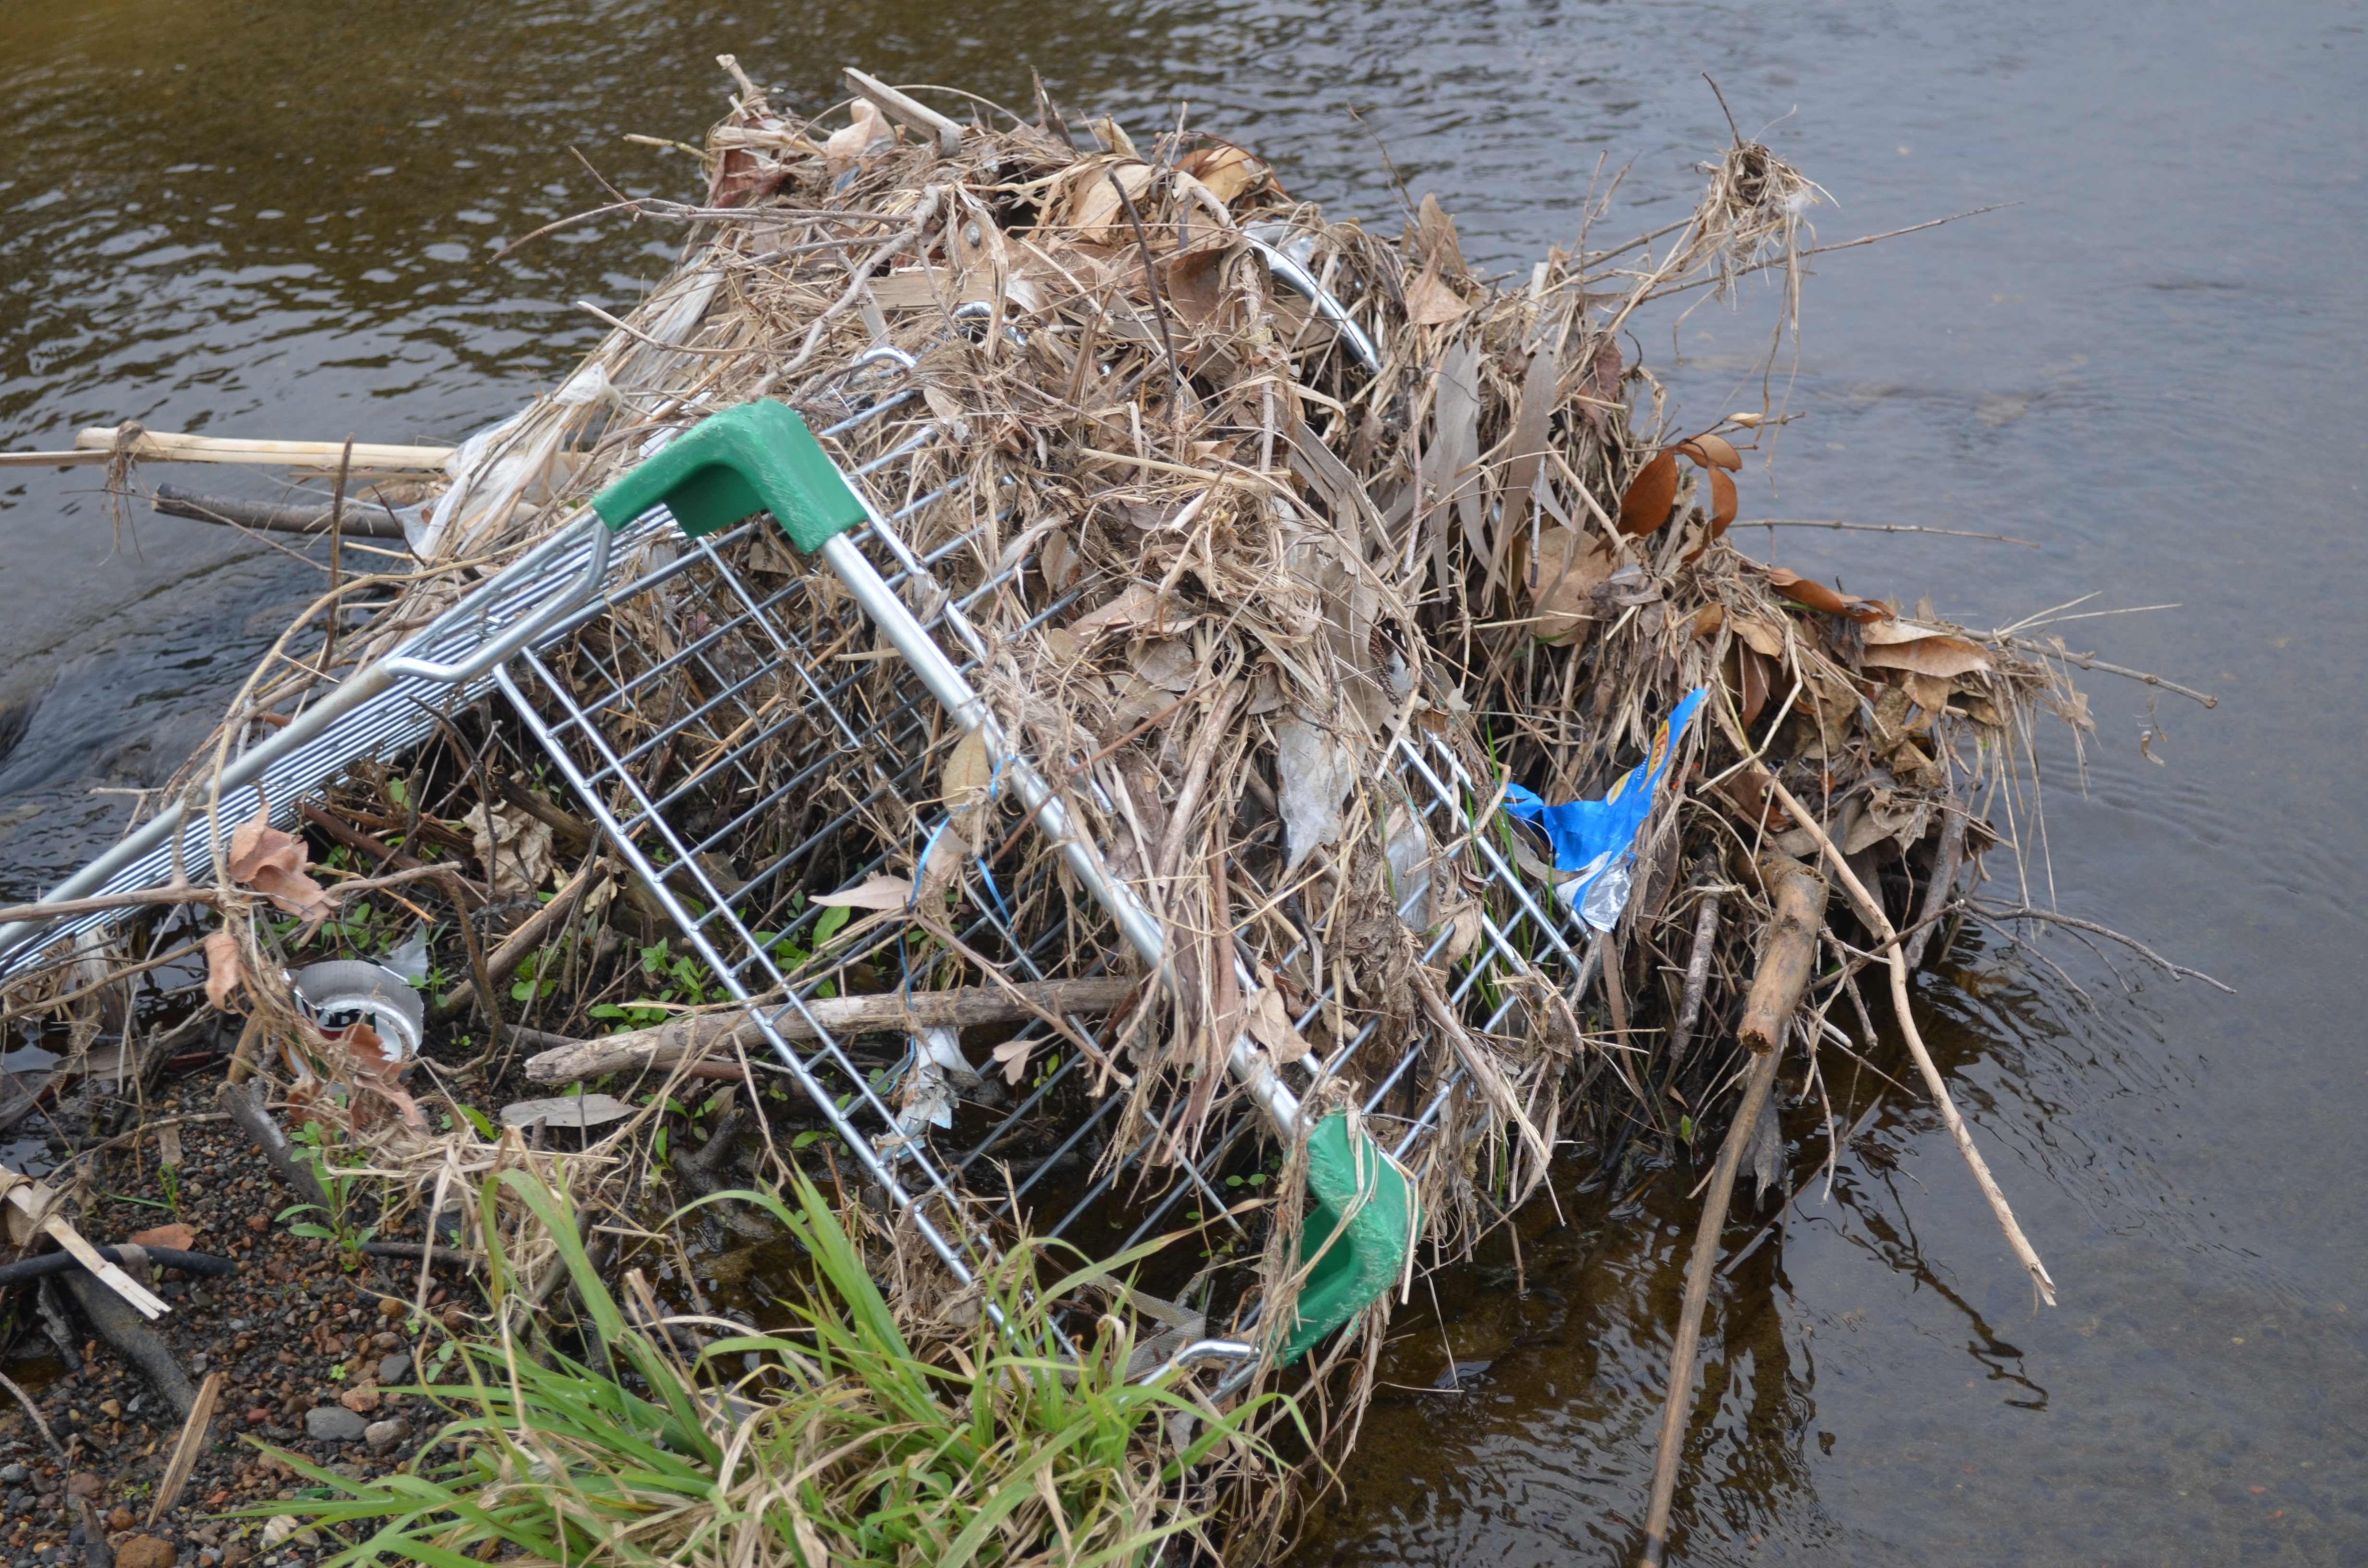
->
[588,400,869,553]
[1279,1111,1418,1364]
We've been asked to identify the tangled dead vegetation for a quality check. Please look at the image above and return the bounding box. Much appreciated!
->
[0,58,2223,1565]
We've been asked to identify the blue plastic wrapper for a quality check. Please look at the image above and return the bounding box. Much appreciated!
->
[1502,687,1709,931]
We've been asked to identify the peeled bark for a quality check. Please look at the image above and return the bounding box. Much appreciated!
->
[1736,855,1829,1054]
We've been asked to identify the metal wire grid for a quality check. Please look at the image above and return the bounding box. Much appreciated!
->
[479,403,1605,1345]
[0,511,660,983]
[0,366,931,984]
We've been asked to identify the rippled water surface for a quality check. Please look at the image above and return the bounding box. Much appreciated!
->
[4,1,2363,1561]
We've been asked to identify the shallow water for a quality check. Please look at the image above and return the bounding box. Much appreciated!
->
[4,0,2364,1561]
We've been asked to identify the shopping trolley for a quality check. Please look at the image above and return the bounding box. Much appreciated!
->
[1,352,1608,1379]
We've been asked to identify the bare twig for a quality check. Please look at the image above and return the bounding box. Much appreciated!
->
[1970,903,2232,992]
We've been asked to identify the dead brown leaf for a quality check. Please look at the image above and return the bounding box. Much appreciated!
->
[1739,645,1774,727]
[1731,615,1788,659]
[1524,525,1616,642]
[823,99,895,159]
[1861,636,1992,679]
[1175,142,1270,205]
[1765,568,1889,624]
[1619,450,1679,536]
[329,1020,425,1131]
[1068,161,1153,244]
[1502,344,1559,519]
[1677,433,1743,471]
[1244,984,1312,1065]
[203,931,243,1012]
[464,801,555,899]
[227,813,335,920]
[1403,270,1471,327]
[1070,582,1195,640]
[813,873,915,911]
[1706,466,1739,535]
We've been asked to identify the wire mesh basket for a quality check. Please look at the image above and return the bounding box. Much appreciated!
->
[470,354,1617,1381]
[1,348,1611,1387]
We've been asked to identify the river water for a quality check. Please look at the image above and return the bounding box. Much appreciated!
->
[3,1,2362,1561]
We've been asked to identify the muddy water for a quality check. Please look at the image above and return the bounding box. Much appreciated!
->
[4,0,2363,1560]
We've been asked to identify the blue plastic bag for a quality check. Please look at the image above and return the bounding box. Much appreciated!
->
[1501,687,1708,931]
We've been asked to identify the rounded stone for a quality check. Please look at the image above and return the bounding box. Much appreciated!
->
[302,1406,368,1443]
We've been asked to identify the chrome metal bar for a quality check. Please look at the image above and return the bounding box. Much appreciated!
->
[814,529,1306,1137]
[0,519,617,970]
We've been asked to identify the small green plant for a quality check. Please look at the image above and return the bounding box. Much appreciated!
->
[279,1121,380,1258]
[588,937,729,1033]
[255,1171,1300,1568]
[157,1161,184,1219]
[508,950,561,1006]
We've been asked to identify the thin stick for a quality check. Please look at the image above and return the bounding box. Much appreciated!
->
[427,860,610,1024]
[0,1368,67,1467]
[1729,713,2057,1305]
[1747,518,2038,548]
[321,436,353,676]
[1640,206,2016,305]
[1970,903,2232,992]
[1665,875,1723,1070]
[0,883,218,923]
[1108,170,1188,418]
[2003,636,2218,709]
[1636,1042,1783,1566]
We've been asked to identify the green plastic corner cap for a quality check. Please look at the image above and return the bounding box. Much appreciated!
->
[1278,1111,1418,1366]
[588,399,870,553]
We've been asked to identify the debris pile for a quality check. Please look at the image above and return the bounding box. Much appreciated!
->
[0,58,2220,1565]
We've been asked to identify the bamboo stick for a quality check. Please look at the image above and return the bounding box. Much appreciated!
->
[71,428,453,469]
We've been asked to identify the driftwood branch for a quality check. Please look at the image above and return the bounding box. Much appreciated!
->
[1736,856,1828,1054]
[1637,1041,1786,1566]
[1752,758,2058,1306]
[521,977,1137,1084]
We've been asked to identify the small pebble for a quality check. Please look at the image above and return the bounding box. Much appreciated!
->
[375,1299,403,1320]
[115,1537,176,1568]
[245,1408,271,1426]
[0,1466,26,1485]
[226,1320,247,1333]
[245,1216,268,1234]
[303,1407,367,1443]
[375,1353,410,1384]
